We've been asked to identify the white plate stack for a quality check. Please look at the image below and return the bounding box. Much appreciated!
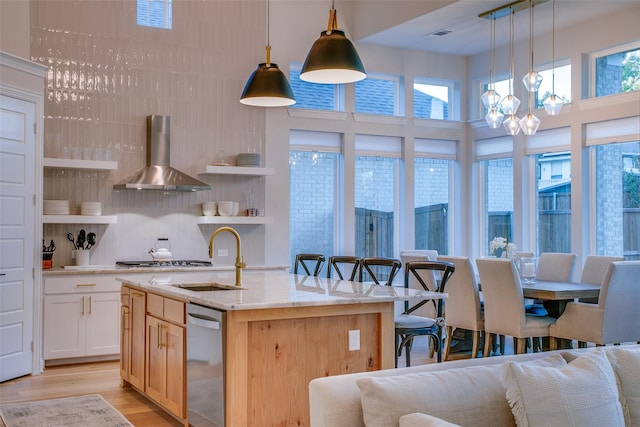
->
[81,202,102,216]
[217,201,237,216]
[202,201,217,216]
[44,200,70,215]
[236,153,260,167]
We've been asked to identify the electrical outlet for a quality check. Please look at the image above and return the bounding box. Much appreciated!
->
[218,249,228,257]
[348,329,360,351]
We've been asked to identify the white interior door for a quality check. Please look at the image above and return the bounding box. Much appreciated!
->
[0,94,36,382]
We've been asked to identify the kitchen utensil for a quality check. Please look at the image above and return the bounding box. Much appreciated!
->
[77,229,86,250]
[49,240,56,252]
[86,232,96,249]
[67,233,77,250]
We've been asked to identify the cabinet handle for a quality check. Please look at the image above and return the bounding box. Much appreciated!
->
[157,323,162,349]
[81,296,85,315]
[88,296,92,314]
[131,291,145,298]
[76,283,97,287]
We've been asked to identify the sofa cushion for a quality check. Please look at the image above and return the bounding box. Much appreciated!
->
[356,353,566,427]
[399,413,461,427]
[501,349,624,427]
[606,348,640,427]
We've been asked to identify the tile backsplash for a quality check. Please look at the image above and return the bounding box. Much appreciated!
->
[33,0,271,267]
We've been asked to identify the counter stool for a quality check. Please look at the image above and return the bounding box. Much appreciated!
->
[294,253,325,277]
[327,256,360,280]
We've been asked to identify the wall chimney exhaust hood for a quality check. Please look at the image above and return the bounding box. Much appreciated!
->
[114,115,210,191]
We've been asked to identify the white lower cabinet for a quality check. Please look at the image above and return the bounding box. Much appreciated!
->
[44,274,121,360]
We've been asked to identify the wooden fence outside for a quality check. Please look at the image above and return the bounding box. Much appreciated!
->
[355,204,640,262]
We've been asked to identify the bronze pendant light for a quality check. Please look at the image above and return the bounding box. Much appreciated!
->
[240,0,296,107]
[300,0,366,84]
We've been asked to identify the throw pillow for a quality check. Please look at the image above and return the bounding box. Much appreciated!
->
[399,413,461,427]
[357,353,566,427]
[607,347,640,427]
[501,348,625,427]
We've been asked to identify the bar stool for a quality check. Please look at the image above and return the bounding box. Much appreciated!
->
[327,256,360,280]
[359,257,402,285]
[395,260,455,366]
[293,253,325,277]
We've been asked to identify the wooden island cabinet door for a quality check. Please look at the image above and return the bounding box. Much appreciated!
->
[128,289,146,390]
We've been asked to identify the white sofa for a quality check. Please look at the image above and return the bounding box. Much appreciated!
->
[309,344,640,427]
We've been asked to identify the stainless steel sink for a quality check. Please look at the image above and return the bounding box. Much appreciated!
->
[173,282,243,291]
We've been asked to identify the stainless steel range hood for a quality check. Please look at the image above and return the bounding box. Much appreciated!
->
[114,115,210,191]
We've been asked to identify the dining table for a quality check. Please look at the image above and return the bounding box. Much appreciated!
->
[521,280,601,350]
[521,280,600,318]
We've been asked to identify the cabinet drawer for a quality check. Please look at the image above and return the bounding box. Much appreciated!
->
[146,292,185,325]
[163,298,185,325]
[45,275,120,294]
[147,293,164,317]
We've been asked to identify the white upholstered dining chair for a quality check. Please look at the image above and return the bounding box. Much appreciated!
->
[437,255,484,360]
[536,252,577,282]
[550,261,640,348]
[578,255,625,304]
[476,258,556,355]
[580,255,625,285]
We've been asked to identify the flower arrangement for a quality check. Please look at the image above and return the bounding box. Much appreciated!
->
[489,237,517,258]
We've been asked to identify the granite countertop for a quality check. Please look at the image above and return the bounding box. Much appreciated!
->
[116,269,446,311]
[43,265,289,275]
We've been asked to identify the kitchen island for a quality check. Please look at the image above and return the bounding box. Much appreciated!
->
[117,269,444,427]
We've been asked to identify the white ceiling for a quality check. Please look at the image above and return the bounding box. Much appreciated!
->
[356,0,638,56]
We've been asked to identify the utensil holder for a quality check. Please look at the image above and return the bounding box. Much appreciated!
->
[42,251,54,269]
[72,249,90,266]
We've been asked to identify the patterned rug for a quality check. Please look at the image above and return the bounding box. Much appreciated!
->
[0,394,133,427]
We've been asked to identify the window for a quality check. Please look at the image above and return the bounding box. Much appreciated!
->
[535,152,571,253]
[483,158,514,254]
[413,138,456,254]
[354,135,401,280]
[593,141,640,260]
[137,0,172,29]
[289,131,341,276]
[355,74,402,116]
[414,78,454,120]
[593,42,640,97]
[289,65,343,111]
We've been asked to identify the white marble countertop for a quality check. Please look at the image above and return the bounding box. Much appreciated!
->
[116,269,446,311]
[43,265,289,275]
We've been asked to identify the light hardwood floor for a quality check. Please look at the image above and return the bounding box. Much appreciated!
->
[0,361,182,427]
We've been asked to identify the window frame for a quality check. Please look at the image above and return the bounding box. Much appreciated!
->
[414,77,458,121]
[354,71,404,116]
[589,40,640,99]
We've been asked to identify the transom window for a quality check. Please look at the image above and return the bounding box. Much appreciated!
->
[413,78,455,120]
[592,41,640,97]
[289,64,343,111]
[355,73,402,116]
[137,0,172,29]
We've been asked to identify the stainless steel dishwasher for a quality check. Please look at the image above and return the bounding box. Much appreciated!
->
[186,303,225,427]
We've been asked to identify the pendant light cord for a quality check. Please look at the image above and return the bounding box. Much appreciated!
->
[509,10,515,94]
[265,0,271,65]
[528,1,534,113]
[551,0,556,93]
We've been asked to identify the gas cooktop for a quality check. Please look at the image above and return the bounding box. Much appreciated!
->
[116,260,213,268]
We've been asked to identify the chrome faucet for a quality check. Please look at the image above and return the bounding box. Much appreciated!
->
[209,226,246,287]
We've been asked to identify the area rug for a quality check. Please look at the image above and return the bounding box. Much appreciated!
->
[0,394,133,427]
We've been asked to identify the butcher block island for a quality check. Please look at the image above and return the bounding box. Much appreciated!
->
[117,269,443,427]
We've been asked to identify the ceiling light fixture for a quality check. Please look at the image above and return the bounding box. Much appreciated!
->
[240,0,296,107]
[502,10,521,135]
[543,0,564,115]
[480,0,548,135]
[299,0,366,84]
[483,16,504,128]
[519,1,541,134]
